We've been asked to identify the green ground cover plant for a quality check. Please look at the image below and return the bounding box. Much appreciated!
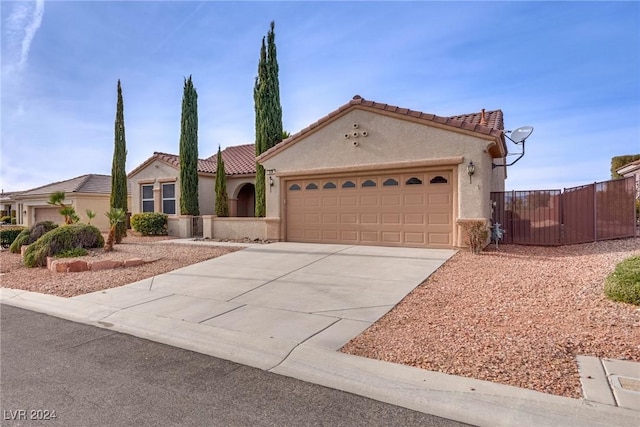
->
[23,224,104,267]
[605,255,640,305]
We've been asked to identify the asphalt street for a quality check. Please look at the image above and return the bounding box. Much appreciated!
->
[0,304,470,427]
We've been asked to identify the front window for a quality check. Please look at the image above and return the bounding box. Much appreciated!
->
[162,183,176,215]
[141,185,154,212]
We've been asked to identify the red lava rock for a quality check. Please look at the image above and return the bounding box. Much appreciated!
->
[124,258,144,268]
[89,260,123,271]
[53,261,68,273]
[67,260,89,273]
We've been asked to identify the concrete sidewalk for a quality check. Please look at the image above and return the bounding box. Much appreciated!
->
[1,242,638,427]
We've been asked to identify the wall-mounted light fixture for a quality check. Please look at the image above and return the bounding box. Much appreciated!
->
[266,169,276,191]
[467,161,475,184]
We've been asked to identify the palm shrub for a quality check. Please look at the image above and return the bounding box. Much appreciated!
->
[104,208,126,252]
[48,191,79,224]
[9,221,59,253]
[86,209,96,225]
[605,255,640,305]
[23,224,104,267]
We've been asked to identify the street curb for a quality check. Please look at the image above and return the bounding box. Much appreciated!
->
[2,289,638,427]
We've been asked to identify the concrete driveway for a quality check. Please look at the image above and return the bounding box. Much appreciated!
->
[70,242,456,368]
[4,242,639,426]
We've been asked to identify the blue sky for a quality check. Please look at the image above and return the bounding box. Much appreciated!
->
[1,0,638,192]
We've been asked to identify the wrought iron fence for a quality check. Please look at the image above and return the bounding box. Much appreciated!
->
[192,216,203,238]
[491,177,635,246]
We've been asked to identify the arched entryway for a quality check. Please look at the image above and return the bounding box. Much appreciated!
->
[236,183,255,217]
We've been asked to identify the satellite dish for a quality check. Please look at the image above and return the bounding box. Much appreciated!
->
[509,126,533,144]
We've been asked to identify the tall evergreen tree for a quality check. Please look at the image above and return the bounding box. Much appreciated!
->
[265,21,283,151]
[254,21,283,217]
[179,76,200,216]
[215,146,229,217]
[111,79,128,243]
[254,38,268,217]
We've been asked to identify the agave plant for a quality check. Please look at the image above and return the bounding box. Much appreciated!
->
[104,208,126,252]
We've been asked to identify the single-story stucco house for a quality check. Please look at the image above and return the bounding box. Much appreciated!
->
[11,174,128,232]
[127,144,256,218]
[128,96,508,248]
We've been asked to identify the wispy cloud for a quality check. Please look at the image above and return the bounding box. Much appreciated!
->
[4,0,45,73]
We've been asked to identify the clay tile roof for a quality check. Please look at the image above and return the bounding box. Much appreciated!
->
[131,144,256,178]
[205,143,256,175]
[19,174,117,196]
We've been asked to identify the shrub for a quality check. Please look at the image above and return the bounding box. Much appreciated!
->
[461,219,489,254]
[23,224,104,268]
[0,226,25,248]
[605,255,640,306]
[56,247,88,258]
[10,218,16,225]
[9,221,59,253]
[130,213,168,236]
[0,216,11,224]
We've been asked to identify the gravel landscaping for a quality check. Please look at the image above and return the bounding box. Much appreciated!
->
[2,234,638,399]
[341,237,640,399]
[0,235,242,297]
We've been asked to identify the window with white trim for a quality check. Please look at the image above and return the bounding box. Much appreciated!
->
[162,183,176,215]
[141,185,154,212]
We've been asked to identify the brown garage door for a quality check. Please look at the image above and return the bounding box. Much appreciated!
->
[285,170,453,248]
[34,207,62,224]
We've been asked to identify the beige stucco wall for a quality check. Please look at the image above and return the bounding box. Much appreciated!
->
[261,109,501,224]
[13,193,114,231]
[128,159,216,215]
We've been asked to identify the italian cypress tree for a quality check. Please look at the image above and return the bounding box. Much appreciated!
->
[254,38,268,217]
[215,146,229,217]
[254,21,283,217]
[111,79,128,243]
[179,76,200,216]
[265,21,283,151]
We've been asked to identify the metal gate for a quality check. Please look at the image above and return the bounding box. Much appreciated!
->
[491,177,635,245]
[192,216,203,237]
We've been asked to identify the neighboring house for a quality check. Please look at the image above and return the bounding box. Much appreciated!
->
[258,95,507,248]
[12,174,128,232]
[128,96,507,248]
[0,190,22,221]
[617,159,640,199]
[127,144,256,217]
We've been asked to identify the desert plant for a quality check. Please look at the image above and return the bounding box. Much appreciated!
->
[86,209,96,225]
[1,216,11,224]
[23,224,104,268]
[605,255,640,305]
[9,221,59,253]
[48,191,79,224]
[130,213,168,236]
[462,220,490,254]
[0,226,25,248]
[104,208,126,252]
[56,247,88,258]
